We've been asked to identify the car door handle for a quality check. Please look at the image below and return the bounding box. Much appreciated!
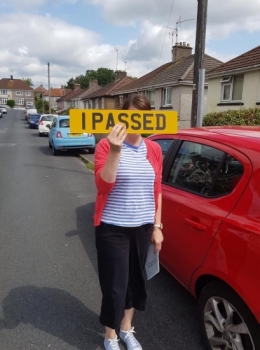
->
[185,218,206,231]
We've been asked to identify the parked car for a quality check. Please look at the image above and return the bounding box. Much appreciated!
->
[28,114,41,129]
[25,108,37,121]
[38,114,57,136]
[48,115,95,155]
[0,109,3,118]
[0,106,7,113]
[148,126,260,350]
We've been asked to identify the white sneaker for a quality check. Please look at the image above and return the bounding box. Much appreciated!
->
[104,336,121,350]
[119,327,142,350]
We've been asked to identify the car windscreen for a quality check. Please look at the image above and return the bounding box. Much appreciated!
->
[59,119,70,128]
[30,114,41,119]
[42,116,54,121]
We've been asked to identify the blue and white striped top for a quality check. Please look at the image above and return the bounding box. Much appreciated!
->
[101,140,156,227]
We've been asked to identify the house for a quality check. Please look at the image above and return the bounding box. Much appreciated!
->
[82,71,134,110]
[112,43,222,129]
[72,80,102,109]
[34,85,47,98]
[206,45,260,113]
[0,76,34,107]
[43,85,72,112]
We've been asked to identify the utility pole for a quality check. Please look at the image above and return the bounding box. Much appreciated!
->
[191,0,208,127]
[114,47,119,72]
[48,62,51,113]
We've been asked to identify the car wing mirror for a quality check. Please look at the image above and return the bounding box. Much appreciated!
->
[46,124,51,129]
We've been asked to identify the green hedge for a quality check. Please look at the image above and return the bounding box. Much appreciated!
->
[203,108,260,126]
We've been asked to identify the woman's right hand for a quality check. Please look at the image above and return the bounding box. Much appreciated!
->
[107,124,127,153]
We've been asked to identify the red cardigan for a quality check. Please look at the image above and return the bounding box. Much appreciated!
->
[93,138,162,226]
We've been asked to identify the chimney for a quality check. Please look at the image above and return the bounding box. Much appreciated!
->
[115,70,127,81]
[172,42,192,63]
[61,84,64,89]
[89,79,98,88]
[10,75,13,80]
[74,83,80,89]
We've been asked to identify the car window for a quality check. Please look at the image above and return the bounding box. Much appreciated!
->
[166,141,243,197]
[59,119,70,128]
[51,117,57,127]
[153,139,175,157]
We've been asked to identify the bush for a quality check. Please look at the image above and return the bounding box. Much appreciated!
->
[7,100,15,108]
[203,108,260,126]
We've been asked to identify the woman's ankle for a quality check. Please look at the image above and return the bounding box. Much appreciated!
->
[105,326,117,339]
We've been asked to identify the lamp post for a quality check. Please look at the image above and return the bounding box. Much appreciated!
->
[37,82,44,113]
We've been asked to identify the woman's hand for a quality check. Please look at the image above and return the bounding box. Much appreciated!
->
[107,124,127,153]
[151,227,164,252]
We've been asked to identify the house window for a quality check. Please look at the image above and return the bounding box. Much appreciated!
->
[88,100,92,109]
[222,75,244,101]
[145,90,155,107]
[0,98,8,104]
[16,91,22,96]
[101,98,105,109]
[1,90,7,95]
[119,95,124,107]
[95,98,99,109]
[163,88,172,106]
[25,91,31,96]
[16,98,24,105]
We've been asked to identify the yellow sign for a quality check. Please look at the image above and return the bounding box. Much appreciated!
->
[69,109,178,134]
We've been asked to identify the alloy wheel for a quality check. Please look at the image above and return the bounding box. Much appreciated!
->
[204,296,254,350]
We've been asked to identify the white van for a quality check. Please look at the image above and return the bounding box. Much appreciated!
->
[25,108,38,122]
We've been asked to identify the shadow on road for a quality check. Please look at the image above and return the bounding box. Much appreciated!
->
[0,286,104,350]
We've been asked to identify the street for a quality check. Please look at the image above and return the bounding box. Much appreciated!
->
[0,109,206,350]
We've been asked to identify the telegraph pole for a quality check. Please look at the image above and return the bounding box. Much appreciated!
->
[191,0,208,127]
[48,62,51,113]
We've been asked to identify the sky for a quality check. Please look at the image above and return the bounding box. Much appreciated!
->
[0,0,260,89]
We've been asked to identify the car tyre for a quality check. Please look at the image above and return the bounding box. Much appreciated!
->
[52,143,59,156]
[39,132,42,137]
[48,141,52,149]
[199,281,260,350]
[88,147,95,154]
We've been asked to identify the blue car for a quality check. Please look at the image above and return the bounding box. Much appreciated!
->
[48,115,96,156]
[28,114,41,129]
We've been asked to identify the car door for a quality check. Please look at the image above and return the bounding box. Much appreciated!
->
[49,117,57,145]
[160,135,250,289]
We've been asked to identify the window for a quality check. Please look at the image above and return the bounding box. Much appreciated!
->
[51,118,57,128]
[0,90,7,95]
[95,98,99,109]
[25,91,31,96]
[145,90,155,107]
[222,74,244,101]
[88,100,92,109]
[153,139,175,158]
[166,141,243,197]
[16,91,22,96]
[0,98,8,104]
[16,98,24,105]
[119,95,124,107]
[163,88,172,106]
[101,98,105,109]
[59,119,70,128]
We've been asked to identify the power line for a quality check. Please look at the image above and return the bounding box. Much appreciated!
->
[158,0,175,66]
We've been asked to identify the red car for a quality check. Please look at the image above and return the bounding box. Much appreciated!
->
[149,126,260,350]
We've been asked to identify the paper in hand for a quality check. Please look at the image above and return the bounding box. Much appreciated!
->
[145,243,160,280]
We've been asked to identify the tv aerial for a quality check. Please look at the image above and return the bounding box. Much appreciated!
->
[164,17,194,47]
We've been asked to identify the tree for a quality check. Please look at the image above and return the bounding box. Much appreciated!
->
[128,75,138,81]
[22,78,34,87]
[64,68,115,89]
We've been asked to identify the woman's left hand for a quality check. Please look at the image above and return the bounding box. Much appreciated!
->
[151,228,164,252]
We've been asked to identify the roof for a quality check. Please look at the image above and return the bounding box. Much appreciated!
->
[208,45,260,76]
[113,54,222,94]
[86,76,134,99]
[79,84,102,99]
[43,88,72,97]
[34,85,47,93]
[0,78,34,90]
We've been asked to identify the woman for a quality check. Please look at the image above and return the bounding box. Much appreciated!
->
[94,95,163,350]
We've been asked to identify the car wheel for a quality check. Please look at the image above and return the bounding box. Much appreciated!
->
[88,147,95,154]
[48,141,52,149]
[39,133,42,137]
[52,143,59,156]
[199,281,260,350]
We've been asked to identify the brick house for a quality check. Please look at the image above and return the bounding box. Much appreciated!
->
[43,85,72,112]
[0,76,34,107]
[113,43,222,129]
[206,45,260,113]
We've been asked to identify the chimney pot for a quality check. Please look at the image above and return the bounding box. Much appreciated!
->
[172,42,193,63]
[183,42,186,46]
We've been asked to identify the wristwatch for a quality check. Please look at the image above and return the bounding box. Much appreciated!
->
[154,223,163,230]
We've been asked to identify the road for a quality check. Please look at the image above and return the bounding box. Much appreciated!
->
[0,109,206,350]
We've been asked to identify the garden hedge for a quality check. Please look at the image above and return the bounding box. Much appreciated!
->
[203,108,260,126]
